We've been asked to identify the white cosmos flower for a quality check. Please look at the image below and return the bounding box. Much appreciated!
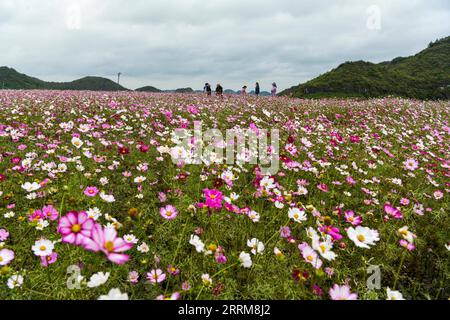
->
[87,272,110,288]
[123,234,139,244]
[7,274,24,289]
[98,288,128,300]
[230,192,240,201]
[71,137,84,149]
[189,235,205,253]
[134,176,146,183]
[201,274,213,286]
[386,288,405,300]
[445,243,450,251]
[99,192,115,203]
[247,211,260,223]
[86,207,102,220]
[297,186,308,195]
[21,182,41,192]
[288,207,307,223]
[347,226,380,249]
[31,239,54,257]
[247,238,265,255]
[239,251,252,268]
[260,176,275,189]
[137,242,149,253]
[311,234,337,261]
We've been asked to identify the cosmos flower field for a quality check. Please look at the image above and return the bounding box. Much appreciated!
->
[0,90,448,300]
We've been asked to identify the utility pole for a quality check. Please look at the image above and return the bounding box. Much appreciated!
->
[117,72,121,85]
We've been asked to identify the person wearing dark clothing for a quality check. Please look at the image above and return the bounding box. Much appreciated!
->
[255,82,260,96]
[204,83,212,96]
[216,84,223,97]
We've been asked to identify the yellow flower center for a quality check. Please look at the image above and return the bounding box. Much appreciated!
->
[71,224,81,233]
[307,255,314,262]
[320,244,326,252]
[357,234,365,242]
[165,211,172,217]
[40,245,46,251]
[104,241,114,252]
[0,257,3,262]
[294,214,299,219]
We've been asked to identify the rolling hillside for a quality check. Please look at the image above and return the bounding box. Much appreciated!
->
[0,67,128,91]
[280,36,450,100]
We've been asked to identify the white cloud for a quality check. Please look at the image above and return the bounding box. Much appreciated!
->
[0,0,448,91]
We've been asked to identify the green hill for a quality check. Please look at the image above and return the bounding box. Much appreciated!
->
[0,67,128,91]
[135,85,162,93]
[280,36,450,100]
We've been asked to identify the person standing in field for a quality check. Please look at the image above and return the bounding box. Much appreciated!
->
[241,86,247,95]
[216,84,223,98]
[204,83,212,96]
[255,82,260,96]
[271,82,277,97]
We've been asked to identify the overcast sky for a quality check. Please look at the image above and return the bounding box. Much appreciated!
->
[0,0,449,91]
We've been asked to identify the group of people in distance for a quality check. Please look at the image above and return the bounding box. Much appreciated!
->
[203,82,277,97]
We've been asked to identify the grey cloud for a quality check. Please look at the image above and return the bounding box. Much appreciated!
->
[0,0,449,91]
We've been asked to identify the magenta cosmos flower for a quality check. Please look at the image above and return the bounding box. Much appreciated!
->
[384,204,403,219]
[83,224,133,265]
[329,284,358,300]
[160,205,178,220]
[58,211,95,245]
[84,186,99,197]
[42,205,59,221]
[203,188,223,209]
[344,210,362,226]
[40,252,58,267]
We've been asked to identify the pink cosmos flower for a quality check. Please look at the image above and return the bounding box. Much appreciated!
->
[298,242,322,269]
[160,205,178,220]
[384,203,403,219]
[0,248,14,266]
[84,186,99,197]
[403,158,419,171]
[344,210,362,226]
[400,239,416,251]
[346,176,356,185]
[128,271,140,284]
[83,224,134,265]
[433,190,443,200]
[167,265,181,276]
[400,198,410,206]
[182,281,191,291]
[42,205,59,221]
[147,269,166,284]
[329,284,358,300]
[280,226,291,239]
[58,211,95,246]
[317,183,329,193]
[40,252,58,267]
[0,228,9,241]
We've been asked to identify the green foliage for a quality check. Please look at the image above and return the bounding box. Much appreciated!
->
[280,36,450,100]
[135,86,162,93]
[0,67,128,91]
